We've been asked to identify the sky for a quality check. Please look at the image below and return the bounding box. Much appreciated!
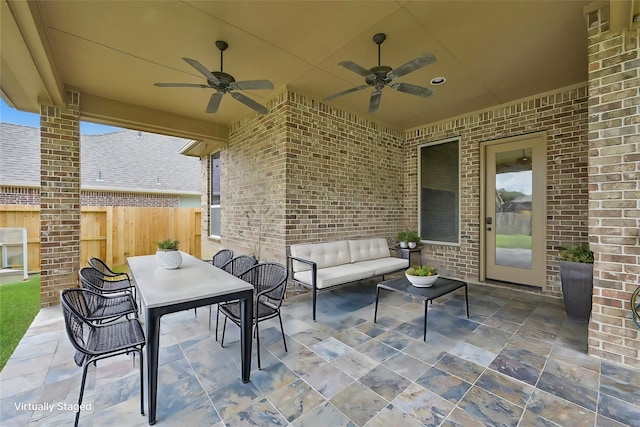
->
[496,171,532,195]
[0,98,121,134]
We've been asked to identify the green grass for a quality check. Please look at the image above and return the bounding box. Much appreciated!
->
[495,234,532,249]
[0,274,41,370]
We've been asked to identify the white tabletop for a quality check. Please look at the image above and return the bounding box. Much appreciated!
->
[128,252,253,309]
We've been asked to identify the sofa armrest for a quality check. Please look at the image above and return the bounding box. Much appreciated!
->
[288,255,320,320]
[288,256,318,285]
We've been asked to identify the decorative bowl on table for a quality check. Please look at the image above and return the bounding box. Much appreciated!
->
[405,273,439,287]
[405,265,439,287]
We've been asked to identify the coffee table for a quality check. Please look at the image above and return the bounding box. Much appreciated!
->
[373,276,469,341]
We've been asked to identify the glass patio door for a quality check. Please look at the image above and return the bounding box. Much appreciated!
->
[483,134,546,287]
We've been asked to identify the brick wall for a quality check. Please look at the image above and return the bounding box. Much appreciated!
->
[39,91,81,307]
[215,86,588,294]
[405,86,589,295]
[214,90,405,264]
[586,5,640,369]
[284,92,405,246]
[221,91,288,263]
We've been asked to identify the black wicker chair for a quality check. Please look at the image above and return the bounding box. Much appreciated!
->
[212,249,234,268]
[88,257,136,301]
[211,255,258,333]
[219,262,288,369]
[61,289,145,427]
[66,286,137,324]
[79,266,135,298]
[193,249,235,319]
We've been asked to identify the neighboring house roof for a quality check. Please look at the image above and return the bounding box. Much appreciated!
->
[0,123,200,195]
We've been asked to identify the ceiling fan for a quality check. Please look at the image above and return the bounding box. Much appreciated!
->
[154,40,274,114]
[324,33,436,113]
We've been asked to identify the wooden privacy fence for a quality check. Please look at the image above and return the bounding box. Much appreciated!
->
[0,205,201,272]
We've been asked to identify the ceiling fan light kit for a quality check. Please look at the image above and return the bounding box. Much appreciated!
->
[154,40,274,115]
[323,33,437,113]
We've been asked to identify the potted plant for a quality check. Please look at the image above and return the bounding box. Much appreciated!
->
[156,239,182,269]
[405,265,439,287]
[558,244,594,321]
[397,230,409,248]
[405,230,421,249]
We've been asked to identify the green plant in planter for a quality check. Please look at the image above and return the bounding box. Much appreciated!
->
[558,245,593,263]
[157,239,180,251]
[405,230,421,244]
[406,265,438,276]
[396,230,408,243]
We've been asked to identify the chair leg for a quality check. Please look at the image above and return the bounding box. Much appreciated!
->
[220,316,227,347]
[76,361,91,427]
[278,312,288,353]
[215,306,220,340]
[139,348,145,416]
[208,305,212,331]
[255,321,261,370]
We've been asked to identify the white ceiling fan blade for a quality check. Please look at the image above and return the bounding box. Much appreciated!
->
[230,92,269,114]
[338,61,375,79]
[230,80,274,90]
[206,92,224,113]
[368,89,382,113]
[323,84,370,102]
[183,58,220,84]
[389,82,434,98]
[154,83,209,88]
[386,53,436,81]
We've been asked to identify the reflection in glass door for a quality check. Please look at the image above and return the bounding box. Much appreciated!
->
[484,135,546,287]
[494,149,532,269]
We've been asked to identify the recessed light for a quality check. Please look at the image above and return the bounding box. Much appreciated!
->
[430,77,446,85]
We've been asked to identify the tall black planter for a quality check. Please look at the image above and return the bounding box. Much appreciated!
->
[560,261,594,321]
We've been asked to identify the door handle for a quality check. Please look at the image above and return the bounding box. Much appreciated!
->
[486,216,492,231]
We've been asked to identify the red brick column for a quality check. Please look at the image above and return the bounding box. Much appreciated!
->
[39,91,81,307]
[586,6,640,369]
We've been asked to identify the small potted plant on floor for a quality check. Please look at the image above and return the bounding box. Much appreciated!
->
[156,239,182,269]
[558,244,594,321]
[405,265,439,287]
[405,230,421,249]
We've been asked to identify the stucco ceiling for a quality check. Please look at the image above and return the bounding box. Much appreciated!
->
[2,0,627,137]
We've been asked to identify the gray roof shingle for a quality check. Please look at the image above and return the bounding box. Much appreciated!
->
[1,123,201,194]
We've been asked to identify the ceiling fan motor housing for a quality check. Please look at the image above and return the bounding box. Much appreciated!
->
[210,71,235,88]
[366,65,393,88]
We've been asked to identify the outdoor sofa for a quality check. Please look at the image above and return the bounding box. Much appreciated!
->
[288,237,409,320]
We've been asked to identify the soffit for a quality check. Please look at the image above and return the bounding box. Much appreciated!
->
[2,0,596,131]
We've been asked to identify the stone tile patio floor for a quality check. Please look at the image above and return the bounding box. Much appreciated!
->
[1,276,639,426]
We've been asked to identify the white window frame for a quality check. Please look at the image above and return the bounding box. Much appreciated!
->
[209,151,221,238]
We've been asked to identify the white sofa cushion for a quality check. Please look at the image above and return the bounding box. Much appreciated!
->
[348,238,392,262]
[293,264,373,289]
[290,240,351,272]
[354,257,409,276]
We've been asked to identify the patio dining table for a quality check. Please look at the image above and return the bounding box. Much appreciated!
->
[128,252,254,425]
